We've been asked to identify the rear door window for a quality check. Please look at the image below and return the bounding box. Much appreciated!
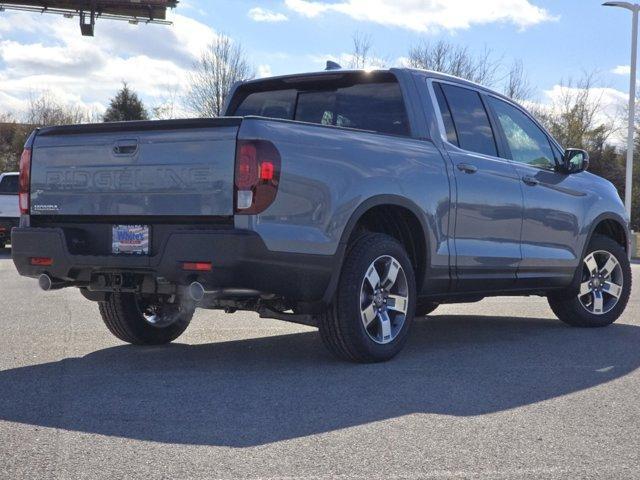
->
[436,83,498,157]
[0,175,18,195]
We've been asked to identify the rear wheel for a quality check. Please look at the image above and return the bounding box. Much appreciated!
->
[317,233,416,363]
[99,293,194,345]
[548,235,631,328]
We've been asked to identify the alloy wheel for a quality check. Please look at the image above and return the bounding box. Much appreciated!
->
[360,255,409,344]
[578,250,624,315]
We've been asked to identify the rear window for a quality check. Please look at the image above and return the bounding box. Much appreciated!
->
[0,175,18,195]
[233,81,410,137]
[233,89,297,120]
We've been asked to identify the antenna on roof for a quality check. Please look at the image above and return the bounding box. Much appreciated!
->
[325,61,342,71]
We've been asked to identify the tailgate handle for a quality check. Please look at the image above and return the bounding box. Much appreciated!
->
[113,139,138,156]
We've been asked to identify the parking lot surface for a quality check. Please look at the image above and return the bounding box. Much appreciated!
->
[1,248,639,479]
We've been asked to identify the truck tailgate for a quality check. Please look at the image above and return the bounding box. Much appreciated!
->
[29,118,241,217]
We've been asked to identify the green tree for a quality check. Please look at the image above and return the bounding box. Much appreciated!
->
[0,114,31,172]
[103,83,149,122]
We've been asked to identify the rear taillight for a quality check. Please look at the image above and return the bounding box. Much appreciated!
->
[19,147,31,215]
[30,257,53,266]
[182,262,213,272]
[234,140,281,214]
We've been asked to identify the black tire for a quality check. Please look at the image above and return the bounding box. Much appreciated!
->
[317,233,417,363]
[415,299,438,317]
[0,242,5,250]
[99,293,194,345]
[548,235,632,328]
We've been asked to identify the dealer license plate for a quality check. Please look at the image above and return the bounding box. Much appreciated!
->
[112,225,149,255]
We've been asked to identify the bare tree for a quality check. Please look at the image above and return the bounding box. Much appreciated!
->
[503,60,533,102]
[407,40,499,86]
[185,35,255,117]
[25,92,90,126]
[152,85,183,120]
[535,73,617,148]
[345,31,387,70]
[349,31,373,69]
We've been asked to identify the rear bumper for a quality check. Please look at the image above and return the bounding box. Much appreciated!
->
[11,227,335,302]
[0,217,18,243]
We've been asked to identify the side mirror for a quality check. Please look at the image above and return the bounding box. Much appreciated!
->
[562,148,589,174]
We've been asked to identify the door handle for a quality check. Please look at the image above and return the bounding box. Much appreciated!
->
[457,163,478,174]
[113,139,138,156]
[522,176,540,186]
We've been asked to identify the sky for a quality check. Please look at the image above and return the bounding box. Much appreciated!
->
[0,0,637,134]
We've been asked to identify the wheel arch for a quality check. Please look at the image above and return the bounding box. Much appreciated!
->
[563,212,631,295]
[584,213,630,258]
[322,195,431,304]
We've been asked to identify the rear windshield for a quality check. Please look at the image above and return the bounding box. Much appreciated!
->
[232,81,410,137]
[0,175,18,195]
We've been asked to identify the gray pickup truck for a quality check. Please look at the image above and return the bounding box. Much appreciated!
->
[11,68,632,362]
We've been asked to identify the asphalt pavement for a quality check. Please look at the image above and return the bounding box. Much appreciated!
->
[1,247,639,479]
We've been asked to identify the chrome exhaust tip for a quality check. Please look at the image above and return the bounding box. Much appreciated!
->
[188,281,205,302]
[38,274,53,291]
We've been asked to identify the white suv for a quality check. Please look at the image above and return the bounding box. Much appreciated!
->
[0,172,19,249]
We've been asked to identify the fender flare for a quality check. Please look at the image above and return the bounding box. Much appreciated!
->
[562,212,631,295]
[582,212,630,259]
[321,194,431,304]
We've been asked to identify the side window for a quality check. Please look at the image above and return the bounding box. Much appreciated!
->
[438,83,498,157]
[0,175,18,195]
[433,83,458,146]
[487,96,556,170]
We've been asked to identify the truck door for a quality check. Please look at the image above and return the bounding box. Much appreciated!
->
[431,81,524,290]
[484,95,582,288]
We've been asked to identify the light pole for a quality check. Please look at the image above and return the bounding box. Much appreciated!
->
[604,2,639,221]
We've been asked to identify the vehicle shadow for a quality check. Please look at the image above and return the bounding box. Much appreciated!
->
[0,314,638,447]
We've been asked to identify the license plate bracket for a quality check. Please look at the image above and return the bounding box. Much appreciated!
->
[112,225,149,255]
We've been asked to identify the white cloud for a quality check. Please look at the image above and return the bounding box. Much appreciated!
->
[248,7,288,22]
[535,84,628,145]
[257,64,273,78]
[0,10,217,118]
[284,0,557,32]
[612,65,631,75]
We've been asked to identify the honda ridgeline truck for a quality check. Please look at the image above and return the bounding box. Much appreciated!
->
[11,68,632,362]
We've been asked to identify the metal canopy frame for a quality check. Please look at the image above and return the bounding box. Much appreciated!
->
[0,0,176,36]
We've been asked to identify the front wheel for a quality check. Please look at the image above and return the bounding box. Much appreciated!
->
[317,233,417,363]
[548,235,632,328]
[99,293,194,345]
